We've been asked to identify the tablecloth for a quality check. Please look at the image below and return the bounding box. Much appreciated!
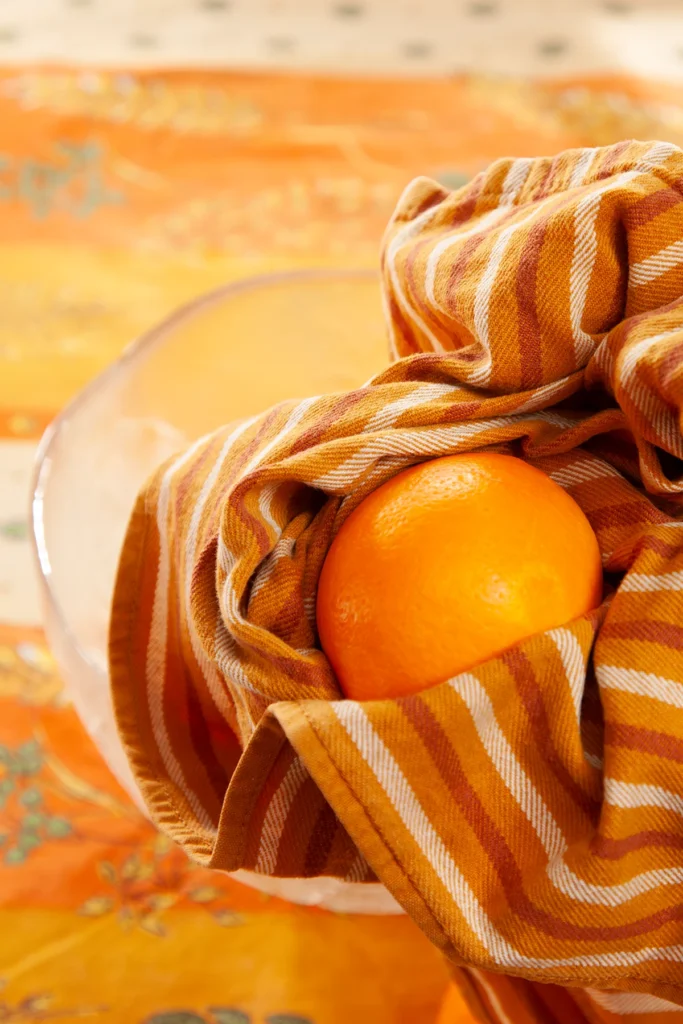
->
[4,67,683,1023]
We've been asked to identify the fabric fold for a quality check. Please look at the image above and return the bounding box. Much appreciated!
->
[110,139,683,1003]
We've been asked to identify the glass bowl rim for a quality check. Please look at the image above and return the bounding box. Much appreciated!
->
[30,265,378,672]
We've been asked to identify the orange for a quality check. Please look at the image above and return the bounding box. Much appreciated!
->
[316,453,602,700]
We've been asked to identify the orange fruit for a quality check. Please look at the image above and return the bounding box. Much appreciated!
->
[316,452,602,700]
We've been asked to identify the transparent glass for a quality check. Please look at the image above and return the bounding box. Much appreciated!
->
[31,269,403,915]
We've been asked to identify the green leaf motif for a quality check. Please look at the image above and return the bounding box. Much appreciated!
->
[17,831,41,853]
[266,1016,314,1024]
[145,1014,208,1024]
[45,816,72,838]
[0,777,13,807]
[187,886,222,904]
[80,896,115,916]
[140,914,167,938]
[22,812,44,831]
[0,518,29,541]
[121,852,141,879]
[98,860,117,884]
[213,910,245,928]
[19,993,51,1012]
[209,1011,250,1024]
[19,786,42,807]
[4,846,26,865]
[16,740,42,775]
[147,893,177,912]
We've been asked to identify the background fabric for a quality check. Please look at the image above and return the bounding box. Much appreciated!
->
[6,66,683,1024]
[1,0,683,81]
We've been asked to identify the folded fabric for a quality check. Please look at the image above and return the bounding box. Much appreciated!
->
[110,139,683,1011]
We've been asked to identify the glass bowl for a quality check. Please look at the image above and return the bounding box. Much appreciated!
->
[31,268,403,915]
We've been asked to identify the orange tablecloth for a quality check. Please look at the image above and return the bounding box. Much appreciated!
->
[4,68,683,1023]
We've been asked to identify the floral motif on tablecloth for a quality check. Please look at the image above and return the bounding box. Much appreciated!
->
[0,987,106,1021]
[0,738,73,865]
[145,1012,313,1024]
[1,73,265,136]
[79,836,247,937]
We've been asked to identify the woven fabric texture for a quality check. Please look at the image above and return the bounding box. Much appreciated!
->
[111,139,683,1006]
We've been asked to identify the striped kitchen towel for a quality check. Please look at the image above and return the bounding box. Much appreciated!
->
[110,140,683,1013]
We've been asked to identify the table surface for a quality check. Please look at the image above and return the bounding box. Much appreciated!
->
[3,65,683,1023]
[1,0,683,80]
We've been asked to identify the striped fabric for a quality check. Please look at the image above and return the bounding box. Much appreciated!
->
[110,140,683,1017]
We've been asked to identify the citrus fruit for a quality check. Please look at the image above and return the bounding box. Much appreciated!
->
[316,452,602,700]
